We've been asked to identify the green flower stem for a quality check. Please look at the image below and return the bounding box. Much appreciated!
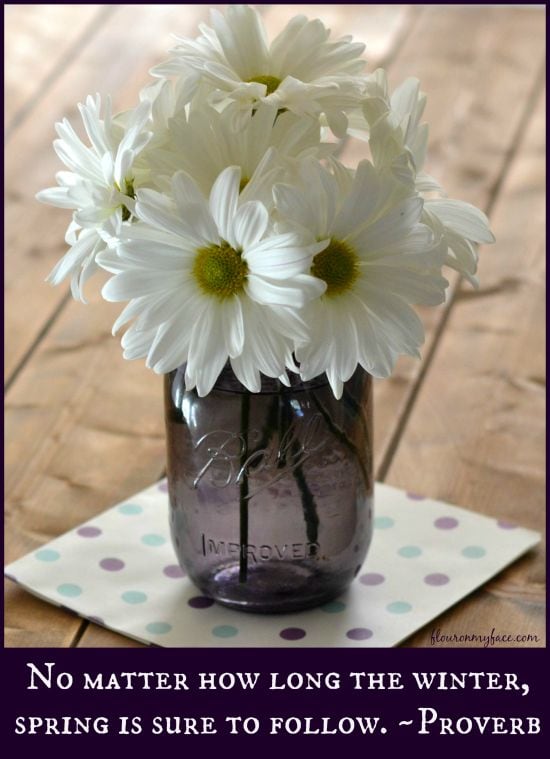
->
[290,441,320,545]
[250,394,279,469]
[249,384,320,547]
[280,391,319,544]
[238,392,251,583]
[310,390,371,491]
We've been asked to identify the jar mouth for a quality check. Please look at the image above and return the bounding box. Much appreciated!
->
[214,373,330,395]
[180,363,330,395]
[168,364,371,395]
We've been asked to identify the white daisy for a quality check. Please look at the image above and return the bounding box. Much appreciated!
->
[273,159,449,398]
[358,70,437,189]
[36,94,152,300]
[97,165,326,395]
[136,75,199,153]
[144,102,326,205]
[152,4,366,134]
[422,197,495,286]
[359,71,495,285]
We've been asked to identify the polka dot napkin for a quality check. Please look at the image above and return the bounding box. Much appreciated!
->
[4,481,539,647]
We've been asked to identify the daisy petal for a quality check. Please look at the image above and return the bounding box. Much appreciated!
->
[426,199,495,243]
[209,166,241,246]
[245,273,324,307]
[232,201,269,250]
[222,296,245,357]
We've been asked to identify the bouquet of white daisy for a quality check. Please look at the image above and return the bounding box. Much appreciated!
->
[37,4,494,399]
[37,5,495,611]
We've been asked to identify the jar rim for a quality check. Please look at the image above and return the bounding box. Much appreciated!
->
[171,364,330,395]
[168,364,370,396]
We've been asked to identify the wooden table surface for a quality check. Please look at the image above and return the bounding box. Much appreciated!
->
[4,4,546,648]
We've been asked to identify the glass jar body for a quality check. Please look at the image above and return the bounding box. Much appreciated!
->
[164,366,374,613]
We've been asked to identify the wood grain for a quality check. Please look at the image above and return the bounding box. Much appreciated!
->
[337,6,546,471]
[5,285,165,647]
[396,87,546,647]
[4,4,108,131]
[4,4,217,382]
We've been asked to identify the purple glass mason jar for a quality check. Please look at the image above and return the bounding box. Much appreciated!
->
[164,365,374,613]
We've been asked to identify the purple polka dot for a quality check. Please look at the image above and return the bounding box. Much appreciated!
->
[99,557,125,572]
[158,480,168,492]
[188,595,214,609]
[346,628,373,641]
[280,627,306,641]
[434,517,459,530]
[424,573,450,586]
[77,526,102,538]
[163,564,186,579]
[406,492,426,500]
[497,519,518,529]
[359,572,385,586]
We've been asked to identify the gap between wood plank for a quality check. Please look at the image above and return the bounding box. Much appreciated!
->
[5,289,72,393]
[373,5,423,70]
[4,3,120,391]
[69,618,88,648]
[5,5,117,142]
[332,4,423,161]
[376,59,547,483]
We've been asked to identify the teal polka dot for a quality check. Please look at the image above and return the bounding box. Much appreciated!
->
[121,591,148,604]
[398,545,422,558]
[118,503,143,515]
[386,601,412,614]
[462,546,486,559]
[57,583,82,598]
[146,622,172,635]
[374,516,394,529]
[212,625,239,638]
[320,601,346,613]
[141,534,166,546]
[35,549,60,562]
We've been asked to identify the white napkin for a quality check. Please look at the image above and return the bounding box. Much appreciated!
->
[5,480,539,647]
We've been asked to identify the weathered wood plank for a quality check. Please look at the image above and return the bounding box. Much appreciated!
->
[78,626,147,649]
[4,4,108,130]
[261,4,416,64]
[337,6,546,469]
[5,290,164,648]
[394,87,546,647]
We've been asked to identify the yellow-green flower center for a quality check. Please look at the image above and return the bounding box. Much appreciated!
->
[116,177,135,222]
[193,241,247,299]
[247,74,281,95]
[311,238,360,297]
[239,176,250,193]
